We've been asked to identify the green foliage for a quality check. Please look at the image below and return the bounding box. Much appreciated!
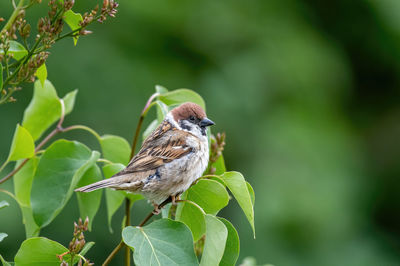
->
[122,219,199,266]
[100,135,131,165]
[63,10,83,45]
[219,218,240,266]
[35,64,47,87]
[182,179,229,215]
[176,200,206,242]
[14,237,70,266]
[221,171,255,236]
[76,165,103,231]
[0,80,254,265]
[158,89,206,110]
[31,140,100,228]
[200,214,228,266]
[0,40,28,60]
[7,124,35,162]
[22,80,76,141]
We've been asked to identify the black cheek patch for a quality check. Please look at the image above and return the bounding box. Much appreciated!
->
[179,120,192,131]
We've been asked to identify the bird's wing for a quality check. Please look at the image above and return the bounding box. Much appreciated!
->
[116,121,194,176]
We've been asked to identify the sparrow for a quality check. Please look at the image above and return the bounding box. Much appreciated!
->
[75,102,215,213]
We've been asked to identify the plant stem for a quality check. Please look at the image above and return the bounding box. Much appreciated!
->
[1,0,26,33]
[0,101,103,184]
[125,198,131,266]
[102,241,124,266]
[129,92,159,159]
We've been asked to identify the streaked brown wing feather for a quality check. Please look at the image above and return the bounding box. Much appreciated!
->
[116,121,193,176]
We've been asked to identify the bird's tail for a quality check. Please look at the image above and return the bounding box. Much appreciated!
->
[75,178,120,192]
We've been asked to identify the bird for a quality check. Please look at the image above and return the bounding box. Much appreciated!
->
[75,102,215,214]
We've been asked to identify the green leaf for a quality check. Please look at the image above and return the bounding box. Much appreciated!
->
[0,233,7,242]
[14,237,72,266]
[76,165,102,231]
[0,254,11,266]
[14,157,40,237]
[62,89,78,115]
[185,179,229,215]
[7,124,35,162]
[246,181,255,206]
[123,219,198,266]
[155,85,168,94]
[0,40,28,60]
[31,140,100,228]
[0,201,9,209]
[103,163,126,232]
[63,10,83,45]
[158,89,206,110]
[200,215,228,266]
[176,200,206,242]
[221,172,255,237]
[218,218,240,266]
[35,64,47,87]
[142,119,158,141]
[20,205,40,238]
[100,135,131,165]
[155,100,169,122]
[22,80,61,141]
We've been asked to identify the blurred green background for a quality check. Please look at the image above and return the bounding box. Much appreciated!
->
[1,0,400,265]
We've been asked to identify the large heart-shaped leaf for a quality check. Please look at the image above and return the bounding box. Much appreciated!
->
[7,124,35,162]
[100,135,131,165]
[221,171,255,236]
[14,237,73,266]
[184,179,229,215]
[123,219,198,266]
[76,165,102,231]
[199,214,228,266]
[22,80,77,141]
[31,140,100,228]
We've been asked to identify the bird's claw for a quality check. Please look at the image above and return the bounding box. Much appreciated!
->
[152,205,161,215]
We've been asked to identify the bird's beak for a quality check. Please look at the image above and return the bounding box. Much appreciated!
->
[200,118,215,127]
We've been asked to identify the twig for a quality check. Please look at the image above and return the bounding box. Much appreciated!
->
[129,92,159,159]
[1,0,27,33]
[138,198,172,227]
[103,93,160,266]
[102,241,124,266]
[124,198,131,266]
[0,101,102,184]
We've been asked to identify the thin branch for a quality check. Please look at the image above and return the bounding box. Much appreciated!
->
[0,100,102,185]
[102,241,125,266]
[129,92,159,159]
[1,0,27,33]
[125,198,131,266]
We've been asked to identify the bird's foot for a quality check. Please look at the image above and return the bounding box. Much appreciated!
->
[171,195,180,205]
[152,204,161,215]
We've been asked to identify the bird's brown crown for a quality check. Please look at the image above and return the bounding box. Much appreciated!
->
[171,102,206,122]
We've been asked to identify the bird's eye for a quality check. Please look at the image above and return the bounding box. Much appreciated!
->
[189,116,195,121]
